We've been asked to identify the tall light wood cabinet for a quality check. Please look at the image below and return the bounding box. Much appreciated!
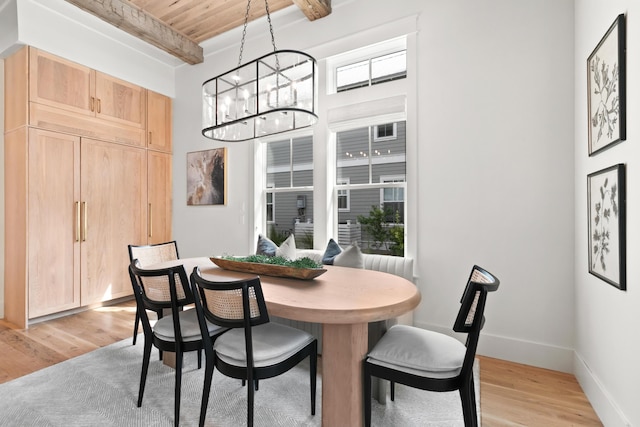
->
[4,46,172,327]
[80,139,148,305]
[27,129,81,318]
[146,90,173,244]
[148,151,173,244]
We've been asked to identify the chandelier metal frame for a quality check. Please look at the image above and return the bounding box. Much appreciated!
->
[202,0,318,142]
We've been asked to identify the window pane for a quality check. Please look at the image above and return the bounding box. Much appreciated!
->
[266,202,274,222]
[338,195,347,210]
[292,135,313,187]
[376,123,394,139]
[267,139,291,188]
[336,59,369,91]
[337,126,370,184]
[371,50,406,84]
[371,122,406,181]
[337,188,404,256]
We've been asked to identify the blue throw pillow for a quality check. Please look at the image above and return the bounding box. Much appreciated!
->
[256,234,278,257]
[322,238,342,265]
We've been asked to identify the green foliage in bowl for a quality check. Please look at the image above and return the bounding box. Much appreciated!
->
[222,254,322,269]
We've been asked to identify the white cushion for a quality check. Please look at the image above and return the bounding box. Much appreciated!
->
[215,322,314,368]
[333,242,364,269]
[367,325,466,376]
[276,234,297,260]
[153,308,225,342]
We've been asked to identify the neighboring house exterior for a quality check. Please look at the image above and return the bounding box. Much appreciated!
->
[266,122,406,251]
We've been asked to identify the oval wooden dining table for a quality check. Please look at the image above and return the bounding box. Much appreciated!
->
[145,257,421,427]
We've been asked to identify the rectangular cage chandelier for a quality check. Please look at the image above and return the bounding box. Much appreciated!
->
[202,0,318,142]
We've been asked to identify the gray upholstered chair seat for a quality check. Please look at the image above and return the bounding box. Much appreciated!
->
[215,323,315,367]
[154,309,224,343]
[366,325,466,379]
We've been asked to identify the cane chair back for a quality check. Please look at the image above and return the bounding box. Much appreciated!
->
[128,241,180,344]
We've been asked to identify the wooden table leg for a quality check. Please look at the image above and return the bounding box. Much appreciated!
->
[163,351,176,368]
[322,322,368,427]
[161,307,176,368]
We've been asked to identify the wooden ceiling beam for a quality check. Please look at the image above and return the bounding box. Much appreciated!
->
[64,0,204,65]
[291,0,331,21]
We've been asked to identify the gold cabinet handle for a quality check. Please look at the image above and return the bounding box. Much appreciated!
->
[148,203,153,237]
[75,201,80,242]
[97,99,101,113]
[90,97,95,112]
[82,202,87,241]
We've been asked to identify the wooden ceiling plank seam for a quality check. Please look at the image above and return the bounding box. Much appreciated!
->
[170,1,293,43]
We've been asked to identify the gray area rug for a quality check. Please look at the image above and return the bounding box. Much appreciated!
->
[0,338,479,426]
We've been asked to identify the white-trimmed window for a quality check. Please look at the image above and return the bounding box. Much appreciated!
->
[335,121,406,254]
[254,27,416,256]
[380,175,405,222]
[374,123,397,141]
[266,184,274,223]
[337,178,350,212]
[327,36,407,95]
[336,50,407,92]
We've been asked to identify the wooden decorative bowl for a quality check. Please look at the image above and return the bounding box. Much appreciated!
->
[210,257,327,280]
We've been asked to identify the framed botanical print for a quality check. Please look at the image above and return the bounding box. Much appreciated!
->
[587,164,625,290]
[587,14,626,156]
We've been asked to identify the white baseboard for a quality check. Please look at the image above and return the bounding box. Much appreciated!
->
[414,322,631,425]
[414,321,574,373]
[574,353,631,427]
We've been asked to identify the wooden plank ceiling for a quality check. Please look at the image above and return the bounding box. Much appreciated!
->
[64,0,331,65]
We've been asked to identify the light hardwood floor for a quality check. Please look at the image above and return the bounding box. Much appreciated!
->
[0,300,602,426]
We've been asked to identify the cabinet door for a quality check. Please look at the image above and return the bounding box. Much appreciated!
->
[29,48,95,117]
[80,139,147,305]
[147,90,172,153]
[148,151,173,244]
[28,129,81,318]
[95,71,145,128]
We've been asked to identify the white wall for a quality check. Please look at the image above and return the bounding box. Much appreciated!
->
[575,1,639,425]
[173,0,577,373]
[0,58,4,319]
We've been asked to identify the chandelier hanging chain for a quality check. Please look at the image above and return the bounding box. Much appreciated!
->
[237,0,252,67]
[263,0,278,53]
[237,0,279,68]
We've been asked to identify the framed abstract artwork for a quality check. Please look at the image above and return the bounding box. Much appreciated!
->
[187,147,227,205]
[587,164,625,290]
[587,14,626,156]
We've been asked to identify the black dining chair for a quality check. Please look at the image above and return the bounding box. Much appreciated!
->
[128,259,228,427]
[190,267,318,427]
[363,265,500,427]
[128,241,180,346]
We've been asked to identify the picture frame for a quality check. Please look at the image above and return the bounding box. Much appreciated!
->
[187,147,227,205]
[587,14,626,156]
[587,164,625,290]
